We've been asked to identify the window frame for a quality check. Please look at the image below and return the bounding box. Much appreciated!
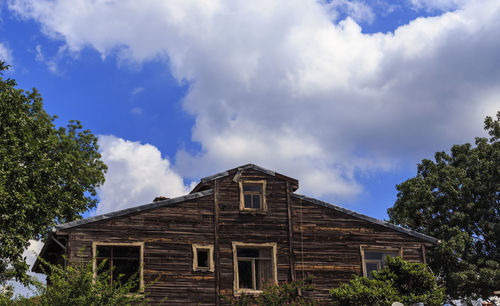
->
[232,242,277,296]
[92,241,145,293]
[238,180,267,212]
[359,245,403,277]
[192,244,214,272]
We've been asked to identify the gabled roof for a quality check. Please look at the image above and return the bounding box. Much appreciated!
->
[52,164,436,242]
[55,189,213,230]
[293,193,439,244]
[33,164,438,274]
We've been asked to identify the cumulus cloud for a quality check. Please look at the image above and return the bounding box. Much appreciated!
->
[8,0,500,200]
[97,135,191,214]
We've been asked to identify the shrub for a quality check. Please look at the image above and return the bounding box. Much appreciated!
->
[330,257,445,306]
[7,258,151,306]
[225,276,316,305]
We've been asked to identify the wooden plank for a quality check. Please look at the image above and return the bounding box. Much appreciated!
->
[213,178,220,306]
[286,181,296,281]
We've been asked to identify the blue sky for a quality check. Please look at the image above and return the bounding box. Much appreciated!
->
[1,0,500,293]
[0,0,499,219]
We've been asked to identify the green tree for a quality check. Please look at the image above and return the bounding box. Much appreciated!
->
[2,258,149,306]
[0,62,107,286]
[329,256,445,306]
[388,112,500,304]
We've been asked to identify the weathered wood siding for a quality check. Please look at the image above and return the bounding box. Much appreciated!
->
[291,197,430,302]
[52,167,432,305]
[214,168,292,302]
[59,195,216,305]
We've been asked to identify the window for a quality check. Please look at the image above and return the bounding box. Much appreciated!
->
[239,180,266,212]
[360,246,402,278]
[92,242,144,292]
[192,244,214,272]
[232,242,277,295]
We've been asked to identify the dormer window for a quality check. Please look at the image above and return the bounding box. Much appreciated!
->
[239,180,266,212]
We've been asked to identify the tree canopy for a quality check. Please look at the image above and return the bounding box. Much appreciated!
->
[0,62,107,284]
[388,111,500,303]
[329,256,445,306]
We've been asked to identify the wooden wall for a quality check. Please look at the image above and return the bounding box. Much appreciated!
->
[291,197,430,302]
[54,167,432,305]
[59,194,217,305]
[214,168,293,301]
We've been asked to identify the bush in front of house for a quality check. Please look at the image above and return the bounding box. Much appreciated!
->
[6,258,150,306]
[329,256,445,306]
[225,276,317,305]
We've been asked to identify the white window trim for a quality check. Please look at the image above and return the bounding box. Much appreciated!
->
[239,180,267,212]
[92,241,145,292]
[359,245,403,277]
[232,241,278,296]
[192,244,215,272]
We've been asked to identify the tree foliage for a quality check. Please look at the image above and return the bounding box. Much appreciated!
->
[2,258,148,306]
[224,276,316,305]
[329,256,445,306]
[0,62,107,284]
[388,112,500,303]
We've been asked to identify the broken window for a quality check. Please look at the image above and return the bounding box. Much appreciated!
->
[239,180,267,212]
[233,242,277,294]
[192,244,214,272]
[360,246,401,278]
[94,243,143,292]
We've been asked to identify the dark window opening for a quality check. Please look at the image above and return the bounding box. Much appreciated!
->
[236,247,274,290]
[193,245,213,271]
[197,249,209,268]
[96,245,141,292]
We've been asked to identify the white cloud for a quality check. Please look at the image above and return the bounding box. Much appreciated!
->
[8,0,500,200]
[97,135,191,214]
[33,44,66,74]
[0,43,13,64]
[409,0,466,12]
[320,0,376,24]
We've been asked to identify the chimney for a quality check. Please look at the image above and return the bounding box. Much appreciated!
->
[153,196,169,202]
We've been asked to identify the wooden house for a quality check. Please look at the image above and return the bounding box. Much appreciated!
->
[33,164,438,304]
